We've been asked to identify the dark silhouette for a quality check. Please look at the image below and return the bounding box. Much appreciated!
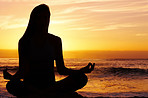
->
[3,4,95,97]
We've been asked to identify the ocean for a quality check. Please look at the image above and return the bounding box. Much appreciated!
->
[0,58,148,97]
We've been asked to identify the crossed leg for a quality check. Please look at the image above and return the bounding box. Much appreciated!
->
[51,72,88,92]
[6,72,88,96]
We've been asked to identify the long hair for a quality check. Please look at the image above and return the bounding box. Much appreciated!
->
[22,4,50,40]
[18,4,50,59]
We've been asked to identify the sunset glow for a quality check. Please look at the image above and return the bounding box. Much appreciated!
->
[0,0,148,51]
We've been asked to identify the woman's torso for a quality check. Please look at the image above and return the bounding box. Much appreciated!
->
[21,33,58,89]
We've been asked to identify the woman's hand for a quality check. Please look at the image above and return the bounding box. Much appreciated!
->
[80,63,95,73]
[3,67,12,80]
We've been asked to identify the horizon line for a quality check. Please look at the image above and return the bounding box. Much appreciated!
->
[0,49,148,52]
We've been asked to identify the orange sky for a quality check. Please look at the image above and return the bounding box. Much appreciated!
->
[0,0,148,51]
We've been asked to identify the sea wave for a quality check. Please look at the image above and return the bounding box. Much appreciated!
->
[106,58,148,61]
[94,67,148,77]
[0,66,18,71]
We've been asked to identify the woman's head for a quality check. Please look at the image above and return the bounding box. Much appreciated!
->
[24,4,50,37]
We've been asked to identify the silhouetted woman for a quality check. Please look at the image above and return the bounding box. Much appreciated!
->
[3,4,95,97]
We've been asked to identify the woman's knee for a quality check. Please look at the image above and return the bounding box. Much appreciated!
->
[78,73,88,87]
[71,73,88,88]
[6,80,25,96]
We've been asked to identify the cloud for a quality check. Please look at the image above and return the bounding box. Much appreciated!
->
[92,24,138,31]
[0,0,113,3]
[66,23,138,31]
[0,16,12,27]
[0,0,147,32]
[66,21,139,31]
[136,33,147,37]
[0,15,27,29]
[67,27,92,30]
[50,0,148,32]
[52,0,148,25]
[57,6,93,14]
[50,20,74,24]
[57,0,148,14]
[50,16,86,24]
[45,0,116,5]
[0,0,39,2]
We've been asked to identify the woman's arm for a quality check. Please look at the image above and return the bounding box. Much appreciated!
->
[4,40,29,80]
[55,38,95,75]
[3,41,25,80]
[17,39,30,79]
[3,67,23,80]
[3,68,13,80]
[55,38,78,75]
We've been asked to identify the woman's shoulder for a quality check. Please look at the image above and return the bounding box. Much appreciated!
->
[47,33,61,42]
[18,37,25,44]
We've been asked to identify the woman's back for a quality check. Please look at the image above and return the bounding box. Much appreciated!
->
[20,33,60,89]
